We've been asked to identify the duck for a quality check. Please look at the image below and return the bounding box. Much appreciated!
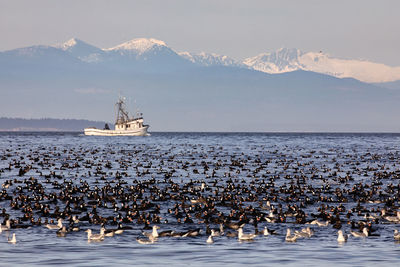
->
[337,230,347,242]
[260,226,277,236]
[285,229,298,242]
[260,201,271,210]
[237,227,257,241]
[108,223,125,235]
[100,227,115,237]
[206,235,214,244]
[85,229,104,241]
[71,215,80,224]
[225,231,237,238]
[8,233,17,244]
[158,229,175,237]
[350,227,368,238]
[183,228,201,237]
[225,221,245,230]
[69,222,80,232]
[171,231,188,238]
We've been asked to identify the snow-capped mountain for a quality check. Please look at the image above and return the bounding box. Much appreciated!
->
[0,44,82,67]
[104,38,179,62]
[57,38,105,63]
[243,48,303,73]
[105,38,168,54]
[52,37,190,70]
[243,48,400,83]
[179,51,245,68]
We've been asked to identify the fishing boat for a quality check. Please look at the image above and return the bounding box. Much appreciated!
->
[84,97,149,136]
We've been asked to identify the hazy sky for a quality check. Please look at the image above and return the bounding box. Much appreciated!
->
[1,0,399,66]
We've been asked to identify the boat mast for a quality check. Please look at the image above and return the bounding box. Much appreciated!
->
[115,97,131,124]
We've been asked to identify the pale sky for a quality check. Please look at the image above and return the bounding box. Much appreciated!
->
[1,0,399,66]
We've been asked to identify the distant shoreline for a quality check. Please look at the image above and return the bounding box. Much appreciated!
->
[0,117,112,132]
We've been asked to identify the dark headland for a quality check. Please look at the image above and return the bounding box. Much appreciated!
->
[0,117,111,132]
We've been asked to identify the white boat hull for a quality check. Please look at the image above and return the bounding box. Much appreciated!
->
[84,126,149,136]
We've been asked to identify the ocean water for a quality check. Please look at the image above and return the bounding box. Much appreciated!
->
[0,132,400,266]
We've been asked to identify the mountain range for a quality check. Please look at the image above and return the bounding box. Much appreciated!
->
[0,38,399,132]
[4,38,399,83]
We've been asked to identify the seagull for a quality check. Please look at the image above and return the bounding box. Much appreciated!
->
[219,223,225,236]
[383,210,400,223]
[209,224,224,236]
[8,233,16,244]
[46,218,63,230]
[85,229,104,241]
[394,230,400,241]
[295,227,313,238]
[310,220,329,227]
[211,229,220,237]
[238,227,257,241]
[137,235,156,244]
[56,226,68,237]
[206,235,214,244]
[1,220,11,231]
[261,226,271,236]
[351,228,369,238]
[285,229,298,242]
[143,225,159,239]
[337,230,348,242]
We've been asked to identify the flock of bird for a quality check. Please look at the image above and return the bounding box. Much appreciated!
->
[1,136,400,246]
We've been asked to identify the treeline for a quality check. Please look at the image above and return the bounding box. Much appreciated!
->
[0,117,112,131]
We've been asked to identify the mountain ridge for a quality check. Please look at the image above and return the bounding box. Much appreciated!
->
[59,38,400,82]
[243,48,400,83]
[2,37,398,83]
